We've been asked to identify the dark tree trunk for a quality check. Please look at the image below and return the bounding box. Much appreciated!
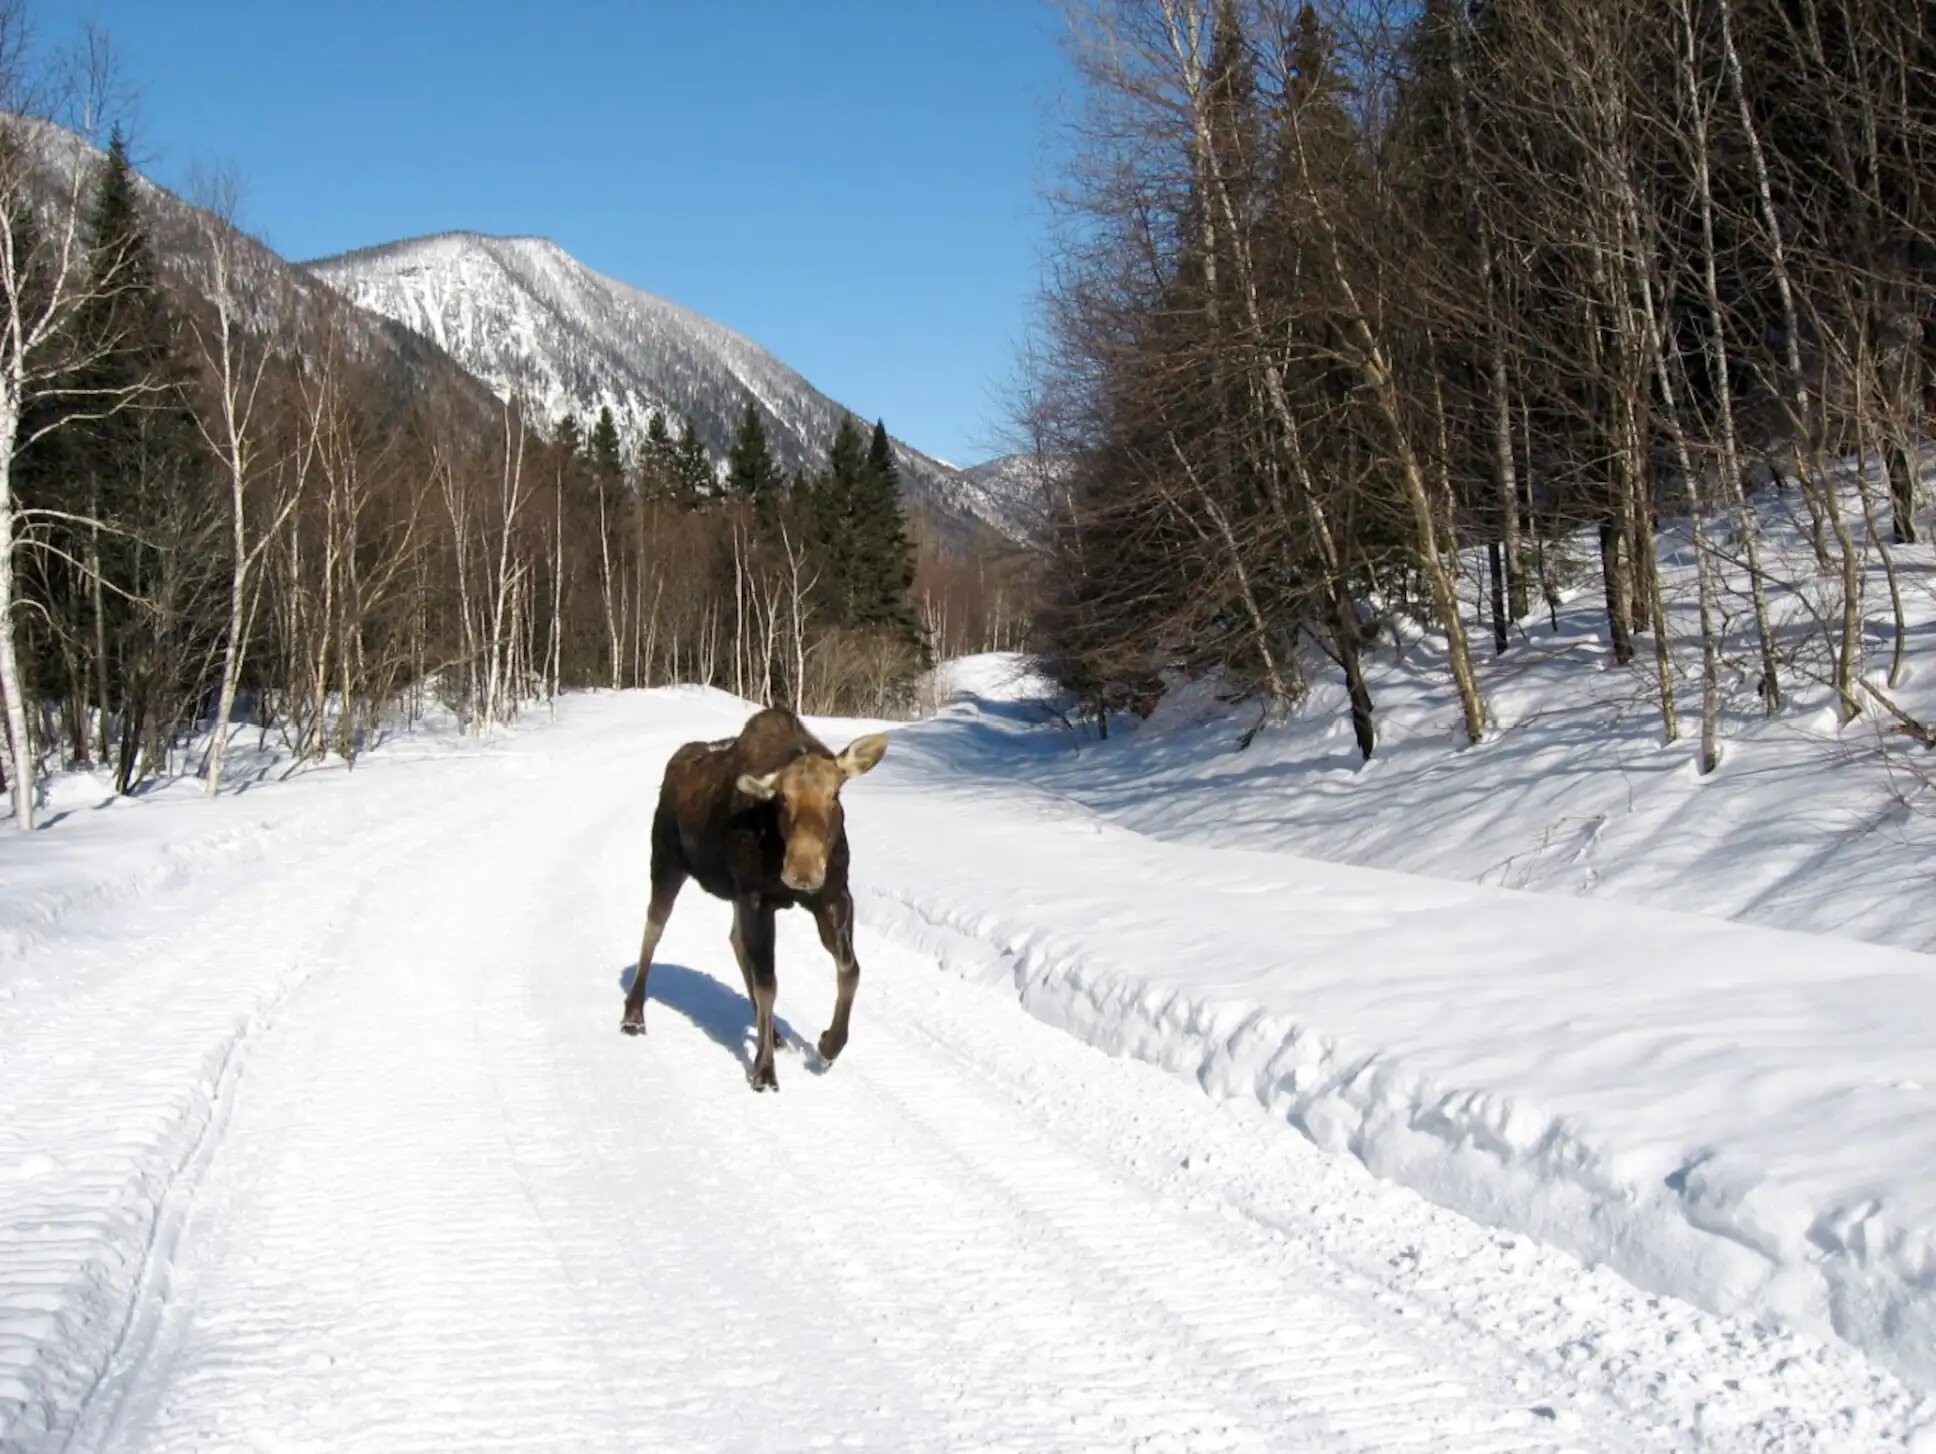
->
[1887,440,1918,544]
[1332,585,1375,761]
[1488,540,1509,656]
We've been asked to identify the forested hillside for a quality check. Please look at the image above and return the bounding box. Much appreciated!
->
[1035,0,1932,778]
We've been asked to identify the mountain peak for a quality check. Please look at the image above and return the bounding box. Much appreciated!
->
[304,229,559,270]
[306,234,1030,540]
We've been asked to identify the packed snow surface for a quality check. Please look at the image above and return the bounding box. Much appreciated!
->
[2,688,1933,1450]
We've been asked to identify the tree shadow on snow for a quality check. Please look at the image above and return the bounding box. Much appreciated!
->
[616,961,824,1076]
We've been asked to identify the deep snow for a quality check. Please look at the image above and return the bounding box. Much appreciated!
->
[952,471,1936,957]
[1,687,1933,1450]
[876,667,1936,1396]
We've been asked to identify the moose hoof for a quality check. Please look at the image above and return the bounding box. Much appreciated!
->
[620,1017,644,1036]
[748,1063,778,1093]
[817,1031,846,1064]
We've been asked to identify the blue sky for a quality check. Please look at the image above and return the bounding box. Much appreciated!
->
[33,1,1072,466]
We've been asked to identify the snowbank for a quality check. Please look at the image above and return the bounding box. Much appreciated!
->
[952,494,1936,959]
[847,689,1936,1393]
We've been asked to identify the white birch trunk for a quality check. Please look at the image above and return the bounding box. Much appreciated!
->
[0,401,33,828]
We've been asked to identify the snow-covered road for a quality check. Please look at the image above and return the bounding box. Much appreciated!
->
[3,693,1928,1451]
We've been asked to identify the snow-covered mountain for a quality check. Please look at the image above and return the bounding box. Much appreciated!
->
[957,451,1063,539]
[304,233,1023,541]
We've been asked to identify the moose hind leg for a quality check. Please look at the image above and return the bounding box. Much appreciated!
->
[621,864,685,1034]
[811,892,860,1065]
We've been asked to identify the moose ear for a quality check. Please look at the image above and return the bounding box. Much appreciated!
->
[836,733,889,779]
[737,771,780,802]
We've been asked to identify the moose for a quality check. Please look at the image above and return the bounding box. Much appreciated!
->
[621,706,889,1091]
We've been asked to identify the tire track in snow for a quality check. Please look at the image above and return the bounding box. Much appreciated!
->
[850,857,1934,1450]
[55,996,265,1454]
[851,898,1936,1454]
[18,762,557,1454]
[1,763,512,1454]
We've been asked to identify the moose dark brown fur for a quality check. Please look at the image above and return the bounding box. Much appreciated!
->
[621,707,889,1091]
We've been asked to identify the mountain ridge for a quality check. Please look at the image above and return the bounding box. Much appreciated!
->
[305,231,1027,541]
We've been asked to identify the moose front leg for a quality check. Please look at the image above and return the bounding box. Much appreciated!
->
[735,896,780,1092]
[810,892,860,1066]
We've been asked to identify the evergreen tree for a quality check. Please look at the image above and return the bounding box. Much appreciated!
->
[784,465,819,549]
[640,409,678,501]
[17,127,207,781]
[589,405,624,482]
[804,414,869,622]
[673,417,714,504]
[854,420,918,640]
[725,398,784,508]
[797,414,914,637]
[553,412,585,460]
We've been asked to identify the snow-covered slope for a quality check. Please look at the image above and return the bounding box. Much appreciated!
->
[305,232,1015,541]
[947,463,1936,956]
[956,450,1061,540]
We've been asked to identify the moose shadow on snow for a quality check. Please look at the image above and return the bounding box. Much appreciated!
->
[615,961,828,1077]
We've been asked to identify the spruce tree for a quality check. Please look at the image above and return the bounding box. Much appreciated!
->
[807,414,869,621]
[640,409,677,500]
[855,419,919,641]
[589,405,624,482]
[786,465,821,556]
[25,128,206,780]
[553,412,585,460]
[725,398,784,508]
[674,417,714,504]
